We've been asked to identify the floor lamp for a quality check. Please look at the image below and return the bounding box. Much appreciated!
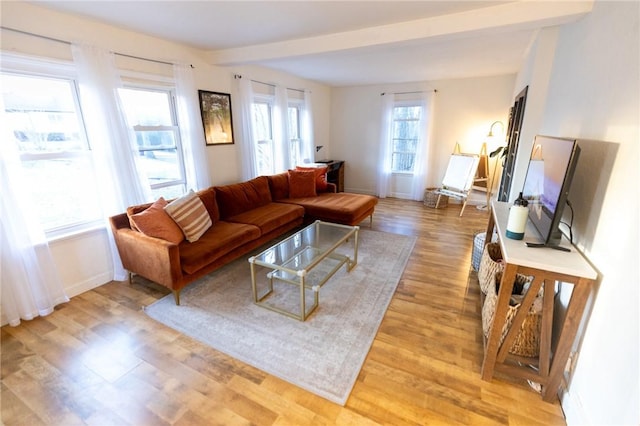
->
[477,121,505,210]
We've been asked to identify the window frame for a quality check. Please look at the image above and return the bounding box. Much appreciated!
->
[252,94,276,176]
[118,83,187,197]
[288,99,303,167]
[1,56,105,238]
[390,100,423,175]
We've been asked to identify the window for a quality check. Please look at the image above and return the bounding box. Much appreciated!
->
[288,103,302,167]
[118,87,186,199]
[250,91,306,176]
[252,99,275,176]
[391,104,422,173]
[1,71,102,234]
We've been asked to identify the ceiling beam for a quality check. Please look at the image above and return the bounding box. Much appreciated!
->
[206,1,593,65]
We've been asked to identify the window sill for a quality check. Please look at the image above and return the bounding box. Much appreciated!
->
[47,221,107,243]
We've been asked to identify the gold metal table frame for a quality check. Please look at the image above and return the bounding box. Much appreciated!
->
[248,220,359,321]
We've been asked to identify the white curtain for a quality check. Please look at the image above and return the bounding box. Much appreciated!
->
[410,90,436,200]
[376,93,395,198]
[71,43,152,281]
[0,101,69,326]
[300,90,315,164]
[234,76,259,180]
[273,85,291,172]
[174,63,211,190]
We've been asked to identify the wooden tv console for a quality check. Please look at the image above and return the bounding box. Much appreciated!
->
[481,201,597,402]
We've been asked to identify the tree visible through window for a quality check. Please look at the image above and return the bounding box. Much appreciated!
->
[391,104,422,173]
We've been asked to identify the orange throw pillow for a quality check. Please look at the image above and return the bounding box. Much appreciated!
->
[296,166,328,191]
[130,197,184,244]
[288,170,317,198]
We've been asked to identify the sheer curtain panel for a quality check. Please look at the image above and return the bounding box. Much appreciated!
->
[300,90,315,164]
[0,103,69,326]
[273,85,292,172]
[174,63,211,190]
[376,93,395,198]
[410,91,436,200]
[71,43,152,281]
[234,76,259,180]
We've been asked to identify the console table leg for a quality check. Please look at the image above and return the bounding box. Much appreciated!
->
[482,263,517,380]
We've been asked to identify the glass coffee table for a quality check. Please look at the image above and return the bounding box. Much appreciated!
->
[248,220,359,321]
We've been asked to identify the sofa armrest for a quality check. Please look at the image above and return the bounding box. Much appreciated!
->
[110,215,182,290]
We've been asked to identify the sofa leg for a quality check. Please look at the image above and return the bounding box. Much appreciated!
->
[173,290,181,305]
[128,272,133,285]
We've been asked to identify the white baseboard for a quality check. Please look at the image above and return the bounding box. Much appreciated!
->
[561,388,589,425]
[0,272,111,327]
[64,271,112,298]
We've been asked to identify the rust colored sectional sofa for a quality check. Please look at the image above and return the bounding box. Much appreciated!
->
[109,173,377,304]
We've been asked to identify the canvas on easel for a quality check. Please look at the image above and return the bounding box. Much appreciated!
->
[435,147,480,216]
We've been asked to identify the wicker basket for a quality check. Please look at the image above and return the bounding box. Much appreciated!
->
[424,188,448,208]
[478,242,503,294]
[482,272,542,358]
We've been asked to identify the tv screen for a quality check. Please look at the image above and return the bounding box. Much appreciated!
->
[521,135,580,247]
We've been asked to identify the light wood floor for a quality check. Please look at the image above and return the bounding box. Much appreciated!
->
[1,198,566,425]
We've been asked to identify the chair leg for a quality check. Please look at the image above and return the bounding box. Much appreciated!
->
[173,290,181,305]
[128,272,133,285]
[369,214,373,227]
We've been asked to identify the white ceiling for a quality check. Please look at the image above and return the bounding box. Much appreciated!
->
[30,1,593,87]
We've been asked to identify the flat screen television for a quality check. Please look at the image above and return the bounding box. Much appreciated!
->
[521,135,581,249]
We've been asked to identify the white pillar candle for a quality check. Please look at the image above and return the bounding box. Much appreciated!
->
[506,205,528,240]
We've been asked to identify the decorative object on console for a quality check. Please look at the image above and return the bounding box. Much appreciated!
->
[506,192,529,240]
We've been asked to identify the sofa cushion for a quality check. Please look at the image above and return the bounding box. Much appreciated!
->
[165,190,212,242]
[226,202,304,235]
[179,221,261,275]
[281,192,378,225]
[288,169,317,198]
[196,187,220,223]
[126,187,219,229]
[267,172,290,200]
[215,176,272,219]
[296,165,328,191]
[130,197,184,244]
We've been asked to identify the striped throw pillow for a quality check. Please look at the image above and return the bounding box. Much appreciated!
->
[164,190,212,242]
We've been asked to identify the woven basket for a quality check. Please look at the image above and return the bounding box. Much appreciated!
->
[482,272,542,357]
[424,188,448,208]
[478,242,503,294]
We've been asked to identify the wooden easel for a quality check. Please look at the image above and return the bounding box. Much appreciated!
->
[436,143,481,216]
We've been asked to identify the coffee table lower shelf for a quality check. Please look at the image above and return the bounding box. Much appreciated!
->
[248,221,359,321]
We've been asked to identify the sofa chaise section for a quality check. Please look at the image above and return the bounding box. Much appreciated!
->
[267,172,378,226]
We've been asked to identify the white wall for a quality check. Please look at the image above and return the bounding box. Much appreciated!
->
[329,75,515,196]
[510,1,639,424]
[1,2,331,300]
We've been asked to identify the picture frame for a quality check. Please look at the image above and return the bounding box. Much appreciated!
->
[198,90,234,145]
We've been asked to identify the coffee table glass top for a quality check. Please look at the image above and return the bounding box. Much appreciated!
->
[251,220,356,273]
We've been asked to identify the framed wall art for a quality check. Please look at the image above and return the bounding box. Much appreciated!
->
[198,90,234,145]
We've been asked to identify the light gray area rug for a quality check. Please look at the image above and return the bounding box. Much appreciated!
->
[144,229,416,405]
